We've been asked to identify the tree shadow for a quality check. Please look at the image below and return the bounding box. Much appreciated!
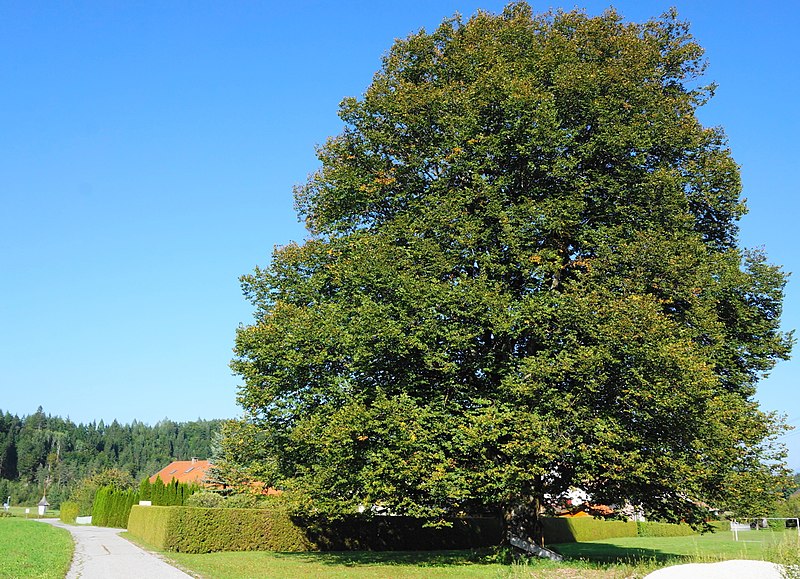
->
[266,549,494,568]
[551,542,694,564]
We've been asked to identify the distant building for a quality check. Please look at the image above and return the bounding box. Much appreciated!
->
[149,458,282,495]
[149,457,212,485]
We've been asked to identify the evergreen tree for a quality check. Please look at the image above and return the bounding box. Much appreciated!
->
[151,476,165,505]
[138,477,152,501]
[0,408,222,507]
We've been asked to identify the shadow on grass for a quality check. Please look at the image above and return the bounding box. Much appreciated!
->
[264,549,495,568]
[551,542,699,564]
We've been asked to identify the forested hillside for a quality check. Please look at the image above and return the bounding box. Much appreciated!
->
[0,407,222,507]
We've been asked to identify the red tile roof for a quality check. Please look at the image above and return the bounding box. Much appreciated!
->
[149,459,212,485]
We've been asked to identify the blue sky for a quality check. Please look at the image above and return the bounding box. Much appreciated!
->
[1,1,798,467]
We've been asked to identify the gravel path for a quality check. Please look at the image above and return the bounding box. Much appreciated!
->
[37,519,192,579]
[644,559,784,578]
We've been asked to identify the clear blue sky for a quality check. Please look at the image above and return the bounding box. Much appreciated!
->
[1,2,798,467]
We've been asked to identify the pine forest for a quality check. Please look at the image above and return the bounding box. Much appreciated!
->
[0,406,222,508]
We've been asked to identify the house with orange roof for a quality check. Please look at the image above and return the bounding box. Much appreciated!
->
[149,457,212,485]
[149,458,282,495]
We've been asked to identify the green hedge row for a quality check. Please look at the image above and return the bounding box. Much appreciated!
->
[128,506,705,551]
[709,520,729,531]
[302,515,502,551]
[636,521,696,537]
[59,501,79,524]
[543,517,701,543]
[127,505,502,554]
[172,507,314,553]
[92,487,138,528]
[128,505,317,553]
[127,505,173,548]
[542,517,638,543]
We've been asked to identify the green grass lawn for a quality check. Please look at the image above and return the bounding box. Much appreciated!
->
[552,527,800,564]
[152,548,652,579]
[122,532,657,579]
[121,527,800,579]
[2,506,59,519]
[161,550,531,579]
[0,518,73,579]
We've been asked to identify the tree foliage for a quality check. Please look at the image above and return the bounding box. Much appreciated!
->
[68,468,136,516]
[231,3,792,536]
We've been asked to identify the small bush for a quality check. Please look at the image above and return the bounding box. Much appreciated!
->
[60,501,79,524]
[767,519,784,531]
[185,492,224,508]
[222,493,263,509]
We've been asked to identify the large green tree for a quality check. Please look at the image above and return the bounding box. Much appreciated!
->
[231,4,792,540]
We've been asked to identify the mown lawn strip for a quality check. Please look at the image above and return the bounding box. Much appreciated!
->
[0,518,73,579]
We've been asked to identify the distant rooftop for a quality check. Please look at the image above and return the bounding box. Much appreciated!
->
[149,458,212,485]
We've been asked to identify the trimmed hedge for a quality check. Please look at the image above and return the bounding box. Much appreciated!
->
[127,505,502,554]
[128,505,314,553]
[542,517,638,543]
[707,520,729,532]
[543,517,702,543]
[129,506,706,551]
[636,521,696,537]
[60,501,79,524]
[171,507,315,553]
[302,515,502,551]
[128,506,181,550]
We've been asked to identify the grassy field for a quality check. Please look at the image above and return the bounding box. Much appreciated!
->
[149,548,656,579]
[0,517,73,579]
[121,527,800,579]
[121,530,661,578]
[2,506,60,519]
[552,526,800,564]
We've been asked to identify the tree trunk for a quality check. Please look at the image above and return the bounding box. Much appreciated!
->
[503,495,545,547]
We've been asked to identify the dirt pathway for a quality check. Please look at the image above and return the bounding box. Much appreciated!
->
[37,519,192,579]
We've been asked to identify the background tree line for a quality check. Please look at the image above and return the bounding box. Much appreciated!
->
[0,406,221,508]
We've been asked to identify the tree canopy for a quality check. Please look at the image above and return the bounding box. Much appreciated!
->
[230,3,792,537]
